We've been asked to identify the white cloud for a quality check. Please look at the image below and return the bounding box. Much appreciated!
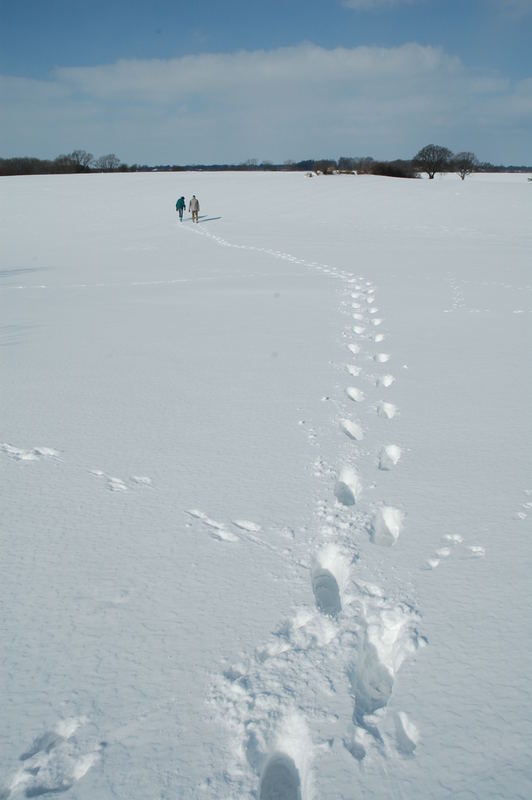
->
[1,43,531,164]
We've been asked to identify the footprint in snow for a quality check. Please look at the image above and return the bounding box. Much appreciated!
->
[5,718,100,799]
[339,419,364,441]
[311,544,349,619]
[423,534,475,569]
[259,753,302,800]
[1,443,60,462]
[444,534,464,544]
[467,545,486,558]
[334,467,362,506]
[376,401,398,419]
[90,470,153,492]
[130,475,152,486]
[345,597,422,755]
[232,519,261,532]
[513,491,532,520]
[108,476,128,492]
[377,374,395,388]
[312,568,342,618]
[186,509,239,542]
[424,547,452,570]
[425,544,484,566]
[394,711,419,757]
[346,387,364,402]
[90,470,128,492]
[436,547,452,558]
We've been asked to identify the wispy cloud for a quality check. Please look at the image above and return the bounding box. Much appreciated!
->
[1,43,531,163]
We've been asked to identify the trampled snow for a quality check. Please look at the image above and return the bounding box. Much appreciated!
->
[1,171,531,799]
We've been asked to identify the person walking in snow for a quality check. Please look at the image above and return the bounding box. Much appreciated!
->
[176,196,186,221]
[189,195,200,223]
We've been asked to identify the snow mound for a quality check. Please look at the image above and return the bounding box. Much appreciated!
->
[334,467,362,506]
[339,419,364,441]
[376,401,397,419]
[379,444,402,470]
[377,373,395,388]
[371,506,404,546]
[346,386,364,402]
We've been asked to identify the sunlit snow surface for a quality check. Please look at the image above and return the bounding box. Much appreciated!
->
[1,172,531,799]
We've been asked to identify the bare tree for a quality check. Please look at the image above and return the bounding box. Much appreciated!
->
[69,150,94,171]
[95,153,121,171]
[452,151,478,180]
[413,144,453,179]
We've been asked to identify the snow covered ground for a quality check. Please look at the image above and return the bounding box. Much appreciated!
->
[1,170,531,799]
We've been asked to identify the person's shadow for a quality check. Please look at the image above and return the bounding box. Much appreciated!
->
[198,216,221,223]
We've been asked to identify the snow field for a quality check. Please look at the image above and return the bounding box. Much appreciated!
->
[1,171,531,799]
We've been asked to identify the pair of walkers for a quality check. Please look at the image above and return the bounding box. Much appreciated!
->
[176,195,200,223]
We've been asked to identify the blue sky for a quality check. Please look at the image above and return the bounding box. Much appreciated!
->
[1,0,531,163]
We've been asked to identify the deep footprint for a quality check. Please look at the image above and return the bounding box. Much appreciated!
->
[334,467,362,505]
[394,712,419,757]
[348,643,393,725]
[260,753,302,800]
[312,567,342,618]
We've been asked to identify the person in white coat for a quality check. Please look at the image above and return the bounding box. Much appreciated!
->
[188,195,200,223]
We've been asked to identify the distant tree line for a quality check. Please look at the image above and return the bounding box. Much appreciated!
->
[0,150,128,176]
[1,146,530,178]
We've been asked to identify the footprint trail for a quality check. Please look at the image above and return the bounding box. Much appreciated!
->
[182,226,425,796]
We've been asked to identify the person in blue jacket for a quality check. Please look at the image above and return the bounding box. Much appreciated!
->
[176,196,186,221]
